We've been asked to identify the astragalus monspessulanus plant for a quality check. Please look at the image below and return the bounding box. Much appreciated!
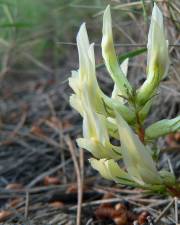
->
[69,3,180,196]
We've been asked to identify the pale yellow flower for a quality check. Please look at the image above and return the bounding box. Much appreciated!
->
[69,23,105,115]
[77,89,122,160]
[89,158,132,184]
[111,58,129,104]
[115,110,162,185]
[102,5,132,99]
[137,3,169,105]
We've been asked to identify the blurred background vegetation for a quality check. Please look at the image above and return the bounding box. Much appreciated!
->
[0,0,109,77]
[0,0,178,81]
[0,0,179,77]
[0,0,156,78]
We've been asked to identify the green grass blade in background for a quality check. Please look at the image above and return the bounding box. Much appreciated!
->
[96,47,147,70]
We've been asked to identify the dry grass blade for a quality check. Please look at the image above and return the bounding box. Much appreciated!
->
[65,135,83,225]
[154,199,174,223]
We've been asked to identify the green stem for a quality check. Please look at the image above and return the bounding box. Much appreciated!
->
[130,94,145,143]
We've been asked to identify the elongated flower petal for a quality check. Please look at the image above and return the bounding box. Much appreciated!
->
[102,5,132,98]
[69,70,80,94]
[69,94,83,116]
[82,94,109,144]
[69,24,106,116]
[105,117,119,139]
[145,116,180,140]
[77,25,105,114]
[112,58,129,103]
[147,4,169,78]
[77,89,122,160]
[76,23,90,80]
[115,110,162,185]
[89,158,131,183]
[136,3,169,105]
[89,158,113,180]
[77,138,121,160]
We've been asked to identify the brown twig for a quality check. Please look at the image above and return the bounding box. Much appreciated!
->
[24,191,29,219]
[65,135,83,225]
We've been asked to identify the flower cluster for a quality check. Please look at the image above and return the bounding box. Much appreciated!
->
[69,4,180,193]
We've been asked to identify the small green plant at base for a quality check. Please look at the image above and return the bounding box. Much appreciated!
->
[69,3,180,196]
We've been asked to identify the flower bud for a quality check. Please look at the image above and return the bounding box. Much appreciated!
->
[145,116,180,140]
[102,5,132,99]
[136,3,169,105]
